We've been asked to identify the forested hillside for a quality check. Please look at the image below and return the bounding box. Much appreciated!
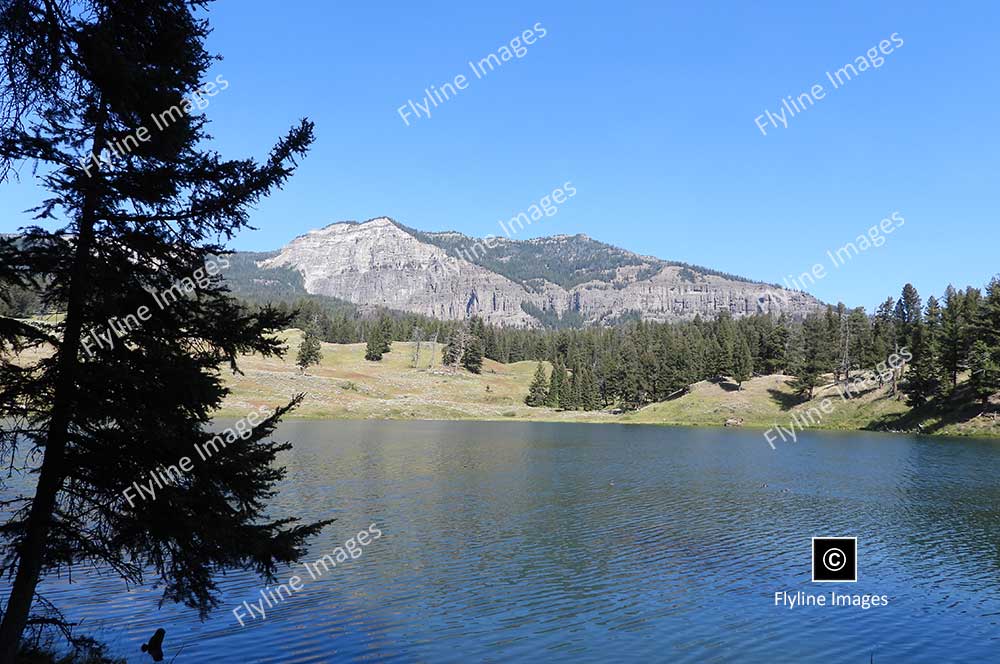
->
[399,222,774,291]
[264,276,1000,422]
[5,238,997,424]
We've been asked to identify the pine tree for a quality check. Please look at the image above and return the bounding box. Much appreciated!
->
[561,366,580,410]
[461,334,484,374]
[683,330,706,382]
[940,285,965,390]
[894,284,922,351]
[825,305,845,382]
[559,363,573,408]
[970,278,1000,403]
[525,363,549,406]
[969,340,998,406]
[469,316,486,341]
[733,338,753,390]
[296,319,323,373]
[597,350,616,407]
[790,314,828,400]
[706,338,728,380]
[714,312,736,377]
[582,367,602,410]
[962,287,982,359]
[442,327,466,366]
[976,278,1000,355]
[618,337,644,409]
[0,3,328,655]
[365,327,385,361]
[639,347,660,401]
[847,307,873,376]
[761,316,790,374]
[924,296,946,397]
[659,334,689,395]
[545,359,563,407]
[483,325,499,360]
[868,297,896,390]
[377,316,393,355]
[901,320,941,406]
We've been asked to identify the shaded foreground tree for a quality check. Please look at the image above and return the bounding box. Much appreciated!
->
[0,1,329,657]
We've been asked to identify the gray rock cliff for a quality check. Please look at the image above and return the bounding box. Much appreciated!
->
[259,217,823,326]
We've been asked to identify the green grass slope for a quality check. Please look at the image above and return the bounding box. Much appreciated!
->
[216,332,1000,439]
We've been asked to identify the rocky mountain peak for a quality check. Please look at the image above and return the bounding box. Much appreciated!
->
[259,219,824,327]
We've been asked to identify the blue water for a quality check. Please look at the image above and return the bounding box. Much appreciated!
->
[17,421,1000,662]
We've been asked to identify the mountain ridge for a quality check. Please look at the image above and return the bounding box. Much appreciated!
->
[252,217,824,327]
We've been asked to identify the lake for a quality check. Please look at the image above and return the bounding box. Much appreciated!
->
[20,421,1000,662]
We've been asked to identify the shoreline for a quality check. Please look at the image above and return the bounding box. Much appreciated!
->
[210,408,1000,440]
[208,335,1000,440]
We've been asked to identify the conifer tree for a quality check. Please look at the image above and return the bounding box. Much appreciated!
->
[894,284,922,350]
[562,366,580,410]
[847,307,873,376]
[961,288,982,358]
[969,340,998,406]
[761,316,790,374]
[461,334,484,374]
[365,327,386,361]
[582,367,602,410]
[733,338,753,390]
[714,312,736,377]
[826,305,845,382]
[790,314,827,400]
[925,296,946,396]
[557,363,572,406]
[0,2,328,655]
[597,351,616,406]
[618,337,644,409]
[296,319,323,373]
[525,362,549,406]
[659,335,689,395]
[640,347,660,401]
[940,285,965,390]
[545,359,563,407]
[442,327,465,366]
[377,316,393,355]
[683,331,706,382]
[872,298,897,356]
[901,319,942,406]
[976,278,1000,356]
[970,278,1000,403]
[706,338,727,380]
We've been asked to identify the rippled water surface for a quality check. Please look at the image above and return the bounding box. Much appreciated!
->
[17,421,1000,662]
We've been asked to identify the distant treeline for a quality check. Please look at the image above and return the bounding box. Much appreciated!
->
[267,276,999,414]
[4,260,997,415]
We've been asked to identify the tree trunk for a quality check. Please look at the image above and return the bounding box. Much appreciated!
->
[0,105,105,660]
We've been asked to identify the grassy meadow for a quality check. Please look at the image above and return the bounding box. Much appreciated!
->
[215,330,1000,439]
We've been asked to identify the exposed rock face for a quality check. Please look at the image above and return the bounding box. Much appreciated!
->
[260,217,823,326]
[260,219,538,326]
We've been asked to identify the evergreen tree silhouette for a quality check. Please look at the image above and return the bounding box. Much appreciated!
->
[0,2,329,655]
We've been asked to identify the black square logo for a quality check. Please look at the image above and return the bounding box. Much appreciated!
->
[812,537,857,582]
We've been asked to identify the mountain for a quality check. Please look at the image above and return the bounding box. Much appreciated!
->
[254,217,823,327]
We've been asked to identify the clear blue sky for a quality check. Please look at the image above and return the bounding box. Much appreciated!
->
[1,0,997,311]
